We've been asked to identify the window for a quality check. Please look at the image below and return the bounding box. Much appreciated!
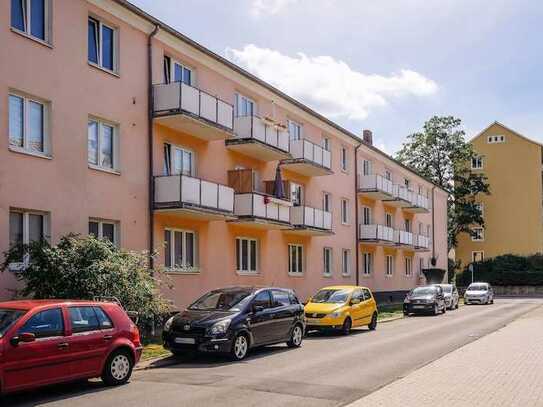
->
[236,237,258,273]
[405,257,413,276]
[352,289,363,302]
[11,0,50,43]
[361,252,372,275]
[385,213,393,228]
[419,257,425,276]
[88,118,118,171]
[385,169,392,181]
[289,244,304,275]
[9,210,47,266]
[69,307,100,334]
[385,255,394,276]
[341,146,348,171]
[271,290,291,307]
[235,93,256,117]
[323,192,331,212]
[322,137,330,151]
[290,183,304,207]
[472,227,484,241]
[342,249,351,276]
[163,55,193,85]
[323,247,332,276]
[288,120,302,141]
[163,144,195,176]
[404,178,411,189]
[472,251,484,263]
[252,290,271,309]
[362,206,372,225]
[471,156,483,169]
[9,93,49,155]
[88,16,117,72]
[341,199,349,224]
[487,135,505,144]
[89,219,118,245]
[18,308,64,338]
[94,307,114,329]
[165,229,198,271]
[475,203,484,218]
[362,160,372,176]
[362,288,372,301]
[427,225,431,239]
[405,218,412,233]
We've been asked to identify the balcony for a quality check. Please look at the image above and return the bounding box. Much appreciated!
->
[230,192,292,229]
[359,224,395,245]
[383,185,412,208]
[153,82,233,141]
[396,230,414,248]
[289,206,333,236]
[281,139,332,176]
[154,175,236,220]
[358,175,394,200]
[405,193,431,214]
[225,115,291,161]
[414,234,431,251]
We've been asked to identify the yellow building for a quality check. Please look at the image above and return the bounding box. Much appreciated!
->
[456,122,543,268]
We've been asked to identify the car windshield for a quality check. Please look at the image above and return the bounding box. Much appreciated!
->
[468,284,488,291]
[411,287,437,295]
[441,285,453,293]
[0,308,26,338]
[311,289,351,304]
[188,289,254,311]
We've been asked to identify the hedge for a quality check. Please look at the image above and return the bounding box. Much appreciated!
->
[457,254,543,286]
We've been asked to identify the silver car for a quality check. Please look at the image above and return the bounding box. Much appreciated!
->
[433,284,459,310]
[464,282,494,305]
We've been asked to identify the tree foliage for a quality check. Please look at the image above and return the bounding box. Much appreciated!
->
[1,234,171,321]
[395,116,490,251]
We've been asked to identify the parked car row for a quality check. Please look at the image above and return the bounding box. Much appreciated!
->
[0,282,493,396]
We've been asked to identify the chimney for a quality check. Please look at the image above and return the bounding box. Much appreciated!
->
[362,129,373,145]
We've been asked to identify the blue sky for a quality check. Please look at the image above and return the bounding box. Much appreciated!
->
[132,0,543,154]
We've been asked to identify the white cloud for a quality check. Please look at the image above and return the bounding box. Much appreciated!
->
[225,44,438,121]
[250,0,299,17]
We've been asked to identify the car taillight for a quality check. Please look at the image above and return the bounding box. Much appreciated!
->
[130,324,141,346]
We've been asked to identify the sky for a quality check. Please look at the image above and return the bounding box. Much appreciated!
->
[132,0,543,154]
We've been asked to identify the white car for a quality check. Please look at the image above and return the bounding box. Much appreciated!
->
[464,282,494,305]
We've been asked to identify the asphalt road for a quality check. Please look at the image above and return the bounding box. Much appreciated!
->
[5,298,542,407]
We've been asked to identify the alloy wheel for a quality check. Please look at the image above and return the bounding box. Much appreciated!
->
[292,326,303,346]
[234,335,248,360]
[110,354,131,381]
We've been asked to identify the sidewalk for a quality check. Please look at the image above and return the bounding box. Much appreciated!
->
[347,305,543,407]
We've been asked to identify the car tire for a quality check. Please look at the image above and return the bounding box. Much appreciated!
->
[101,349,134,386]
[491,297,494,304]
[455,301,459,309]
[341,317,352,335]
[433,304,439,316]
[230,333,249,361]
[368,313,378,331]
[442,304,447,314]
[287,324,304,348]
[403,310,409,316]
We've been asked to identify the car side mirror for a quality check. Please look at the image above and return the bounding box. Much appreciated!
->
[10,332,35,347]
[350,298,361,305]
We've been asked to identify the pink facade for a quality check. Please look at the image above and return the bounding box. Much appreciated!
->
[0,0,448,308]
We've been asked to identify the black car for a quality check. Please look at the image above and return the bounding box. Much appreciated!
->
[403,285,447,316]
[163,286,305,360]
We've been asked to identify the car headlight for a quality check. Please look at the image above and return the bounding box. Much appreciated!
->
[163,316,175,332]
[327,311,342,318]
[209,319,231,335]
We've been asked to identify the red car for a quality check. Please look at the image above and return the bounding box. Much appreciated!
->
[0,300,142,394]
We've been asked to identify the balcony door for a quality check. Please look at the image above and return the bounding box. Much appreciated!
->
[235,93,256,117]
[362,206,372,225]
[290,182,304,207]
[164,143,194,176]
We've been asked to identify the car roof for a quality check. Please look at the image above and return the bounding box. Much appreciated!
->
[0,299,116,311]
[470,282,490,286]
[319,285,370,291]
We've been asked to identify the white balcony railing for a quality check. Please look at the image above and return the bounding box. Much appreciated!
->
[358,174,394,195]
[392,184,411,202]
[291,206,332,230]
[414,234,430,249]
[233,115,290,153]
[234,193,291,223]
[154,175,234,213]
[409,193,431,211]
[153,82,234,130]
[359,224,395,242]
[396,230,414,246]
[289,139,331,169]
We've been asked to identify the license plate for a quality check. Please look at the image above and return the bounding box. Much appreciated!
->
[413,305,425,309]
[306,318,321,324]
[174,337,195,344]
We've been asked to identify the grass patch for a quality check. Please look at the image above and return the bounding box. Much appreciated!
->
[377,303,404,321]
[141,343,171,361]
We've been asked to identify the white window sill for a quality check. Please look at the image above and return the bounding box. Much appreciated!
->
[8,262,26,273]
[11,28,53,49]
[88,164,121,176]
[9,146,52,160]
[361,273,372,278]
[165,268,200,275]
[288,272,304,277]
[236,271,260,276]
[88,62,120,78]
[323,273,332,278]
[342,273,352,278]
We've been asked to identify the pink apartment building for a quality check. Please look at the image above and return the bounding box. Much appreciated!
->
[0,0,448,308]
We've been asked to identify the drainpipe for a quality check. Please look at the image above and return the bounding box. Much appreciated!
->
[148,24,159,271]
[431,186,436,266]
[354,142,362,285]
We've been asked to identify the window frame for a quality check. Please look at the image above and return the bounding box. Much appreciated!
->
[68,306,101,334]
[287,119,302,141]
[385,255,394,277]
[88,117,119,172]
[362,159,372,176]
[8,92,50,157]
[321,136,331,152]
[18,307,64,339]
[9,209,49,271]
[384,169,392,181]
[385,212,393,228]
[164,56,194,86]
[235,93,256,117]
[323,247,333,277]
[342,249,351,276]
[362,206,372,225]
[341,198,349,225]
[170,144,196,176]
[10,0,52,45]
[471,156,483,170]
[340,146,348,172]
[165,228,198,273]
[472,251,484,263]
[471,227,485,242]
[88,15,118,73]
[288,244,304,275]
[88,219,119,246]
[322,192,332,213]
[404,257,413,277]
[236,236,259,274]
[362,252,372,276]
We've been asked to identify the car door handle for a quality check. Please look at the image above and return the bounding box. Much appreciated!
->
[57,342,69,350]
[103,335,113,341]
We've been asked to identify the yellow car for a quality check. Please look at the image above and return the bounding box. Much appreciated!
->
[304,285,378,335]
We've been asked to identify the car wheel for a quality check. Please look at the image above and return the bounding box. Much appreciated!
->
[230,333,249,361]
[287,324,304,348]
[442,304,447,314]
[341,317,352,335]
[101,349,134,386]
[433,304,439,316]
[491,297,494,304]
[368,313,378,331]
[455,300,459,309]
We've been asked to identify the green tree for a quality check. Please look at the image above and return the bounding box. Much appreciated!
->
[1,234,170,322]
[395,116,490,252]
